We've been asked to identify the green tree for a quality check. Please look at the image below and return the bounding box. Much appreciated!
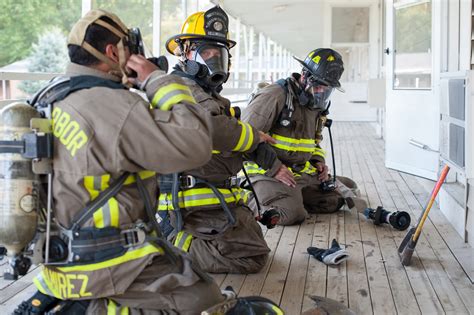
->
[18,28,68,95]
[0,0,81,67]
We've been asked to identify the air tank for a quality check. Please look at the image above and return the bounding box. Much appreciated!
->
[0,102,40,256]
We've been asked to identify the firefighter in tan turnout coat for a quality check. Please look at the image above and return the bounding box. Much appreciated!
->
[242,48,360,226]
[16,9,225,315]
[158,6,273,274]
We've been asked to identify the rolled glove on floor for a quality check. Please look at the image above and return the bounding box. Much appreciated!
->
[307,239,349,265]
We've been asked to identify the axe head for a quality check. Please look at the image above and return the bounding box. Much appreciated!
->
[398,227,416,266]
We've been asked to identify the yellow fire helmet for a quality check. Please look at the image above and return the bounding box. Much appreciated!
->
[166,6,236,56]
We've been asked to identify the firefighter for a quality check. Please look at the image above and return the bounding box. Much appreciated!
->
[241,48,361,226]
[15,9,224,314]
[159,6,275,274]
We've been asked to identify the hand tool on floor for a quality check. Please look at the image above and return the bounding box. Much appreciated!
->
[398,165,450,266]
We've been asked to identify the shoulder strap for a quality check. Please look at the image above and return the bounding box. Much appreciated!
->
[70,172,130,231]
[276,78,288,91]
[30,75,125,109]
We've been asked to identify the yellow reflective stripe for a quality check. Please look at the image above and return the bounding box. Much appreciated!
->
[93,208,105,228]
[107,300,117,315]
[174,231,193,252]
[109,197,119,227]
[123,170,156,185]
[233,121,255,152]
[162,94,196,111]
[271,305,284,315]
[35,270,62,299]
[271,133,315,153]
[272,134,314,144]
[57,244,163,272]
[313,147,326,158]
[150,83,196,110]
[33,274,56,297]
[158,187,244,210]
[107,300,129,315]
[212,150,221,154]
[243,161,266,175]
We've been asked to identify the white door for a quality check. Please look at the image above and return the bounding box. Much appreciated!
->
[385,0,439,180]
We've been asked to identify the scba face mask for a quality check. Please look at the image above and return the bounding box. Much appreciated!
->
[307,84,334,110]
[192,43,229,87]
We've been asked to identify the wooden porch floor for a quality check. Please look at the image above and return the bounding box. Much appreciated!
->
[1,122,473,314]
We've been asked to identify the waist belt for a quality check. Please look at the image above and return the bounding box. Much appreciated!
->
[159,174,242,192]
[63,223,149,265]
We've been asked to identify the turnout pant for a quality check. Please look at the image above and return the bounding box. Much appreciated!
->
[248,174,359,226]
[172,205,270,274]
[86,254,224,315]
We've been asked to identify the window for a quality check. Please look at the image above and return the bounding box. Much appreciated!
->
[393,0,432,89]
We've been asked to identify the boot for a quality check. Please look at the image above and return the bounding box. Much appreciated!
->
[258,209,280,229]
[13,291,58,314]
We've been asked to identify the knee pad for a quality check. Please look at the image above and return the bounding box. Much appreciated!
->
[306,196,345,214]
[337,176,360,197]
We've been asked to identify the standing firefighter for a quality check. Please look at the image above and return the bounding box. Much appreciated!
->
[160,6,274,274]
[242,48,360,225]
[15,9,225,314]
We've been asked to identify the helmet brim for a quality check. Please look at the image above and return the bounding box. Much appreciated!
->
[293,56,345,92]
[166,34,236,55]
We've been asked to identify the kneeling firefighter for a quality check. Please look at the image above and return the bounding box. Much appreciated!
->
[1,9,231,314]
[158,5,277,274]
[242,48,366,226]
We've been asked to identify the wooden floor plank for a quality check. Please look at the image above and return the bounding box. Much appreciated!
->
[338,121,373,315]
[302,214,330,312]
[345,123,399,315]
[260,225,300,306]
[239,225,285,297]
[280,215,316,314]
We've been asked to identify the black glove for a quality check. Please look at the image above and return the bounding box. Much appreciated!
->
[307,239,349,265]
[245,142,277,170]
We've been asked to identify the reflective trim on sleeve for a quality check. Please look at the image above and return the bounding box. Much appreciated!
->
[233,121,255,152]
[243,161,266,175]
[174,231,193,252]
[270,133,316,153]
[313,147,326,159]
[150,83,196,110]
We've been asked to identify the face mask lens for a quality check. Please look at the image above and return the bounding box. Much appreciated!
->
[193,44,229,86]
[310,85,334,109]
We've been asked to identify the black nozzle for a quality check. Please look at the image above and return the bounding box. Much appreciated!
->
[363,206,411,231]
[387,211,411,231]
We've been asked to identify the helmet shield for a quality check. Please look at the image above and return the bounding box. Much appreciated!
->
[193,43,229,87]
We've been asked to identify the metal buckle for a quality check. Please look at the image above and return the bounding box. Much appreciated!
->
[229,176,239,187]
[181,175,196,189]
[122,228,146,248]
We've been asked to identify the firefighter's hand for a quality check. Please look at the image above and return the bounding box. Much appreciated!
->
[316,162,329,182]
[259,131,276,144]
[274,165,296,187]
[126,54,159,83]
